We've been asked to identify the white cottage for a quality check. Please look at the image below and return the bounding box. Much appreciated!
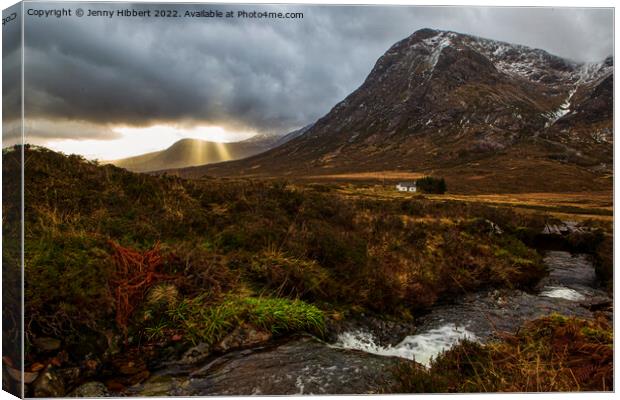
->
[396,182,417,192]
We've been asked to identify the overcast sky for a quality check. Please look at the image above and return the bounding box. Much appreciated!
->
[7,3,614,159]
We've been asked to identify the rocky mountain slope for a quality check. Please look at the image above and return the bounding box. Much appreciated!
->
[167,29,613,193]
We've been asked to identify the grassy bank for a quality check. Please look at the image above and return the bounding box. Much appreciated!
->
[395,315,613,392]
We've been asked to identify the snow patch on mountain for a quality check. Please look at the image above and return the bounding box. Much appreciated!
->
[423,33,454,71]
[544,61,612,128]
[545,88,577,127]
[578,61,612,84]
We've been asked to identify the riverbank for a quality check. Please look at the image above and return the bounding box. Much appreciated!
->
[122,247,612,395]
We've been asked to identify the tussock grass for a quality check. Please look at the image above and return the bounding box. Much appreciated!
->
[146,284,179,308]
[395,315,613,392]
[143,295,325,345]
[248,250,331,300]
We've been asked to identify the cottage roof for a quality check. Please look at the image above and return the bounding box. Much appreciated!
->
[397,181,416,186]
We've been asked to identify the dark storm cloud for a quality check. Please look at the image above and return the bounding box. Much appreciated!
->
[22,3,613,141]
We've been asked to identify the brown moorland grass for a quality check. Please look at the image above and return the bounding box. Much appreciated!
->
[10,146,552,351]
[394,314,613,392]
[336,185,613,221]
[5,145,612,394]
[306,171,426,181]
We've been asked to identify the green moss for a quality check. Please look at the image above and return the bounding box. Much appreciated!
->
[493,248,510,257]
[580,326,613,344]
[217,229,248,251]
[25,231,115,352]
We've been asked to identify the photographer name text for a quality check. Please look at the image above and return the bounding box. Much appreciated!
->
[26,8,304,20]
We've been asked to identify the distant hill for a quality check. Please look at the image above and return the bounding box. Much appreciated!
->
[167,29,613,193]
[109,126,318,173]
[108,135,282,172]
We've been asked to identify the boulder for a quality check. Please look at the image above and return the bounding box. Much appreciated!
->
[214,325,272,353]
[177,342,211,365]
[57,367,81,392]
[32,367,65,397]
[33,337,61,352]
[69,382,109,397]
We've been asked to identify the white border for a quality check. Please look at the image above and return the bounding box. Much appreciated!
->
[0,1,616,400]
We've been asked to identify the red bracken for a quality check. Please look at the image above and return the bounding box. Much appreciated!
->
[108,240,173,340]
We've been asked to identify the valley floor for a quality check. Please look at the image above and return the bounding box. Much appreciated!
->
[337,186,613,220]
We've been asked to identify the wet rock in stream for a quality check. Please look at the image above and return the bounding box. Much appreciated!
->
[326,314,417,347]
[127,335,410,396]
[213,324,273,353]
[537,251,606,296]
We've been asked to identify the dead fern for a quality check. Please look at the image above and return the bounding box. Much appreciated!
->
[108,240,174,339]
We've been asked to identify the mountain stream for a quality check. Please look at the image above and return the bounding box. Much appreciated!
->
[125,240,611,395]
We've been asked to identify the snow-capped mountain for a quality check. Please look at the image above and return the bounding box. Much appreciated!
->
[168,29,612,193]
